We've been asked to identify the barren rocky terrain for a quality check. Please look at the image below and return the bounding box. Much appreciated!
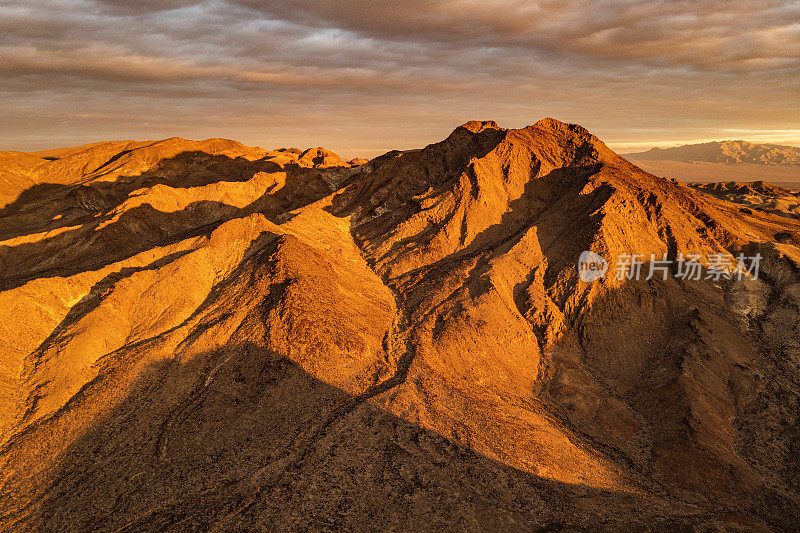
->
[691,181,800,220]
[1,119,799,531]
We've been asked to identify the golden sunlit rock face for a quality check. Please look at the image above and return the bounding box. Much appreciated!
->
[1,119,799,530]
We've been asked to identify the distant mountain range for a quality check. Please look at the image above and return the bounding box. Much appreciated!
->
[623,140,800,166]
[621,141,800,189]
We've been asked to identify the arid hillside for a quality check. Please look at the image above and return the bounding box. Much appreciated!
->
[691,181,800,220]
[1,119,799,531]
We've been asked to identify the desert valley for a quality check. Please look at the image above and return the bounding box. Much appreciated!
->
[623,141,800,192]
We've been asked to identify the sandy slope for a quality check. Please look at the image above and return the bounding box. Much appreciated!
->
[0,120,799,530]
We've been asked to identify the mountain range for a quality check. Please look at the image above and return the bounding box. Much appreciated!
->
[622,141,800,191]
[1,119,799,531]
[623,140,800,166]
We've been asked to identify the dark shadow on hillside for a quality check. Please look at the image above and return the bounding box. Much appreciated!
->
[0,200,239,291]
[324,124,505,233]
[323,123,605,294]
[0,153,284,239]
[0,342,713,533]
[0,152,349,291]
[326,160,608,320]
[0,149,354,242]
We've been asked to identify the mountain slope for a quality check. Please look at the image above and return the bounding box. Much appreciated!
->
[1,120,799,530]
[0,137,360,210]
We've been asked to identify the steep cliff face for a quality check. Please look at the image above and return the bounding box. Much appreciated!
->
[1,120,799,530]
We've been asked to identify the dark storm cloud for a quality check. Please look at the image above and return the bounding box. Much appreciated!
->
[0,0,798,155]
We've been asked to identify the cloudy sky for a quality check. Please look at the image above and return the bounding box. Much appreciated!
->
[2,0,799,157]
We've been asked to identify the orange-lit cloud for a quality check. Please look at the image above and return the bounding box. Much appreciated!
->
[1,0,799,157]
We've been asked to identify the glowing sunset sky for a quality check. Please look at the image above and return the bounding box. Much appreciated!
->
[2,0,799,158]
